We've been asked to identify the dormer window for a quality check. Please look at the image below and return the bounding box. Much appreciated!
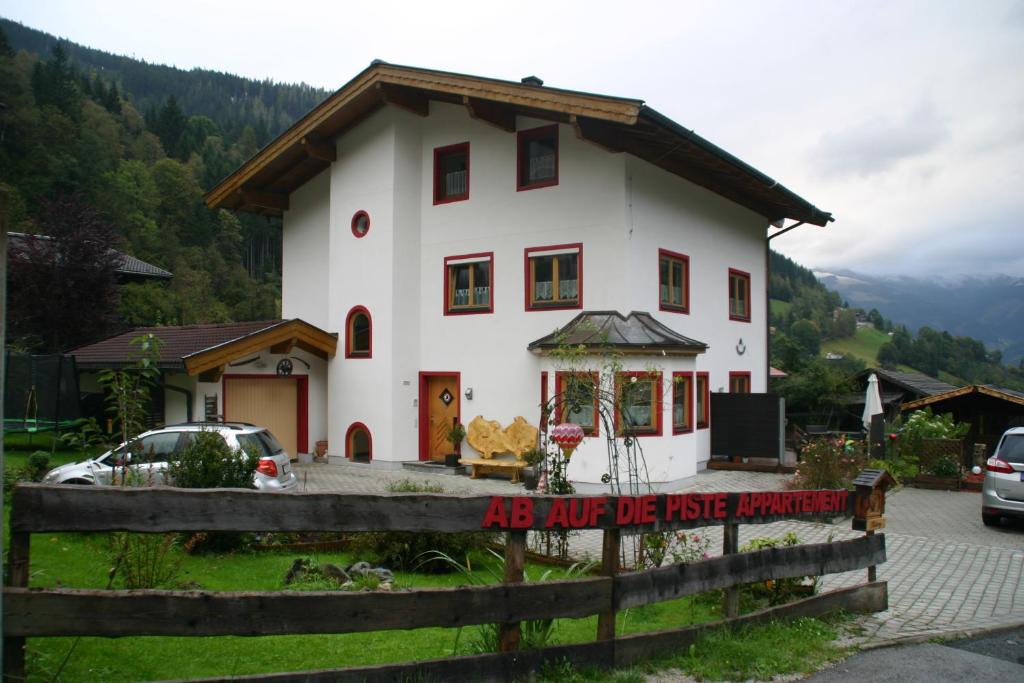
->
[434,142,469,204]
[517,125,558,191]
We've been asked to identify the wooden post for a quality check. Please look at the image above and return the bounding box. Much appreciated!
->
[867,530,877,582]
[597,528,620,641]
[498,530,526,652]
[722,522,739,619]
[4,532,30,682]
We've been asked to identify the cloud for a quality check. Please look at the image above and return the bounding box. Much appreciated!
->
[814,103,948,177]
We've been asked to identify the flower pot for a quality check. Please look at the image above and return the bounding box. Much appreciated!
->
[523,467,539,490]
[445,453,461,467]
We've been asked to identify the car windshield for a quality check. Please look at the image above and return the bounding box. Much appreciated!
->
[997,434,1024,464]
[236,430,285,459]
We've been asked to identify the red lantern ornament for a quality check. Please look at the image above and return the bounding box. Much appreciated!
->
[551,423,585,461]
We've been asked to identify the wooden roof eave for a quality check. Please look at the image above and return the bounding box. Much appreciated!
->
[529,344,706,357]
[900,385,1024,411]
[183,320,337,376]
[205,63,643,213]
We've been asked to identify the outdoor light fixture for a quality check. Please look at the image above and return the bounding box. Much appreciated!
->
[736,338,746,355]
[464,387,473,400]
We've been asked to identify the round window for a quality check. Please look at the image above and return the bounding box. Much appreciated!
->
[351,210,370,238]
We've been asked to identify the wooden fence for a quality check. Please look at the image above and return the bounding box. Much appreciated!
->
[3,484,888,682]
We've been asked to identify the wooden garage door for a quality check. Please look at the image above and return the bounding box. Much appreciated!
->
[224,378,298,458]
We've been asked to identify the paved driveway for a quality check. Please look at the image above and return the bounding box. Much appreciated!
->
[293,462,1024,645]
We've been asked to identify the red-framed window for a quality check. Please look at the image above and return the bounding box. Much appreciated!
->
[351,210,370,238]
[729,268,751,322]
[433,142,469,204]
[615,371,663,437]
[517,124,559,191]
[345,306,372,358]
[672,372,693,434]
[524,243,582,311]
[444,252,493,315]
[556,371,600,436]
[345,422,372,462]
[729,371,751,393]
[659,249,689,313]
[696,372,710,429]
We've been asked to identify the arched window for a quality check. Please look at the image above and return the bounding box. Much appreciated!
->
[345,422,372,463]
[345,306,372,358]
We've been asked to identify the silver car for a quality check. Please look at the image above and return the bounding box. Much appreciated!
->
[981,427,1024,526]
[43,422,298,491]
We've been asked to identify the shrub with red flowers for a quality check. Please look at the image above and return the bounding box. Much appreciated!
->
[792,436,867,490]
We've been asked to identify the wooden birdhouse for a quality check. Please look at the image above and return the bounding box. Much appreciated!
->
[852,468,896,532]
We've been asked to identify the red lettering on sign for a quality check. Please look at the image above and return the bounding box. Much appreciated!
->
[665,494,683,520]
[511,497,534,528]
[801,492,813,513]
[837,490,849,513]
[685,494,701,520]
[770,493,783,515]
[590,497,608,527]
[712,493,728,519]
[482,496,509,528]
[639,495,657,524]
[568,498,589,528]
[735,493,753,518]
[545,498,569,528]
[616,496,635,525]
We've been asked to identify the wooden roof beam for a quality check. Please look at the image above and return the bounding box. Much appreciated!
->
[571,115,624,154]
[240,189,289,212]
[301,137,336,163]
[463,96,516,132]
[376,83,429,117]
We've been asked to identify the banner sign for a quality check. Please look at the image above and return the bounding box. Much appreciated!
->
[480,490,851,530]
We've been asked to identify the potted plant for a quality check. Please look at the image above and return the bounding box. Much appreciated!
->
[521,447,546,490]
[445,422,466,467]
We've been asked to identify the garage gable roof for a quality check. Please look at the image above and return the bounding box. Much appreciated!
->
[69,320,337,374]
[205,61,832,227]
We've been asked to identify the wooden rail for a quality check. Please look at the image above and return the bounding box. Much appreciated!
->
[4,484,886,682]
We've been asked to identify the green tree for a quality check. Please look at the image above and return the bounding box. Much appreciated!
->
[790,319,821,356]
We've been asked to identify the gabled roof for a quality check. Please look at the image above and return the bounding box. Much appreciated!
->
[69,320,337,374]
[901,384,1024,411]
[7,232,172,280]
[857,368,958,398]
[205,62,832,227]
[527,311,707,356]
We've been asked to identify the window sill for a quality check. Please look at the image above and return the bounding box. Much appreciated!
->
[517,178,559,192]
[445,306,493,316]
[527,301,581,311]
[660,303,690,314]
[434,194,469,206]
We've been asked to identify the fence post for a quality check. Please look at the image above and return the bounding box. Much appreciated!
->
[866,530,877,582]
[498,530,526,652]
[722,522,739,619]
[4,531,30,682]
[597,528,620,641]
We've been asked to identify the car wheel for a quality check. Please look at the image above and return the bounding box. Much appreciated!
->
[982,512,1000,527]
[64,478,94,486]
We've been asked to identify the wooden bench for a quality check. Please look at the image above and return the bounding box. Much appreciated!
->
[459,457,527,483]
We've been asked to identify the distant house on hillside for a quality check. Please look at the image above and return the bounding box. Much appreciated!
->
[851,368,958,419]
[6,232,173,283]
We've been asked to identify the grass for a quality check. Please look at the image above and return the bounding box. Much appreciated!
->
[770,298,792,318]
[14,525,723,681]
[821,325,891,365]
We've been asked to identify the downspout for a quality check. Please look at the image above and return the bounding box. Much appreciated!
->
[156,378,194,423]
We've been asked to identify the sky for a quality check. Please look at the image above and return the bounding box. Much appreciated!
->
[3,0,1023,277]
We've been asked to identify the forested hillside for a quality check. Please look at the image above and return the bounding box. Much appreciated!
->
[769,250,1024,419]
[0,19,329,353]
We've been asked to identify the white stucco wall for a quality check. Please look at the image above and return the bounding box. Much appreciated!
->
[281,100,771,482]
[282,170,331,329]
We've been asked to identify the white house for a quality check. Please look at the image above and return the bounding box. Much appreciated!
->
[81,62,832,487]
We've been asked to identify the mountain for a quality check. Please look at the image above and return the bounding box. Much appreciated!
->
[815,269,1024,365]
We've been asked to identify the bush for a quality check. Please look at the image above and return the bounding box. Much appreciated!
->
[25,451,51,480]
[793,437,866,490]
[740,532,819,606]
[109,532,182,589]
[349,479,487,573]
[167,430,257,489]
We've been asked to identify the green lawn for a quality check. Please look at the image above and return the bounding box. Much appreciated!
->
[820,325,890,365]
[770,298,792,318]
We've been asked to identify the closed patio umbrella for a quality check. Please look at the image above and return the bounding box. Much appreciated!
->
[862,373,883,431]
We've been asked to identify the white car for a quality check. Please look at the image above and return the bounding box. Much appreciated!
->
[43,422,298,491]
[980,426,1024,526]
